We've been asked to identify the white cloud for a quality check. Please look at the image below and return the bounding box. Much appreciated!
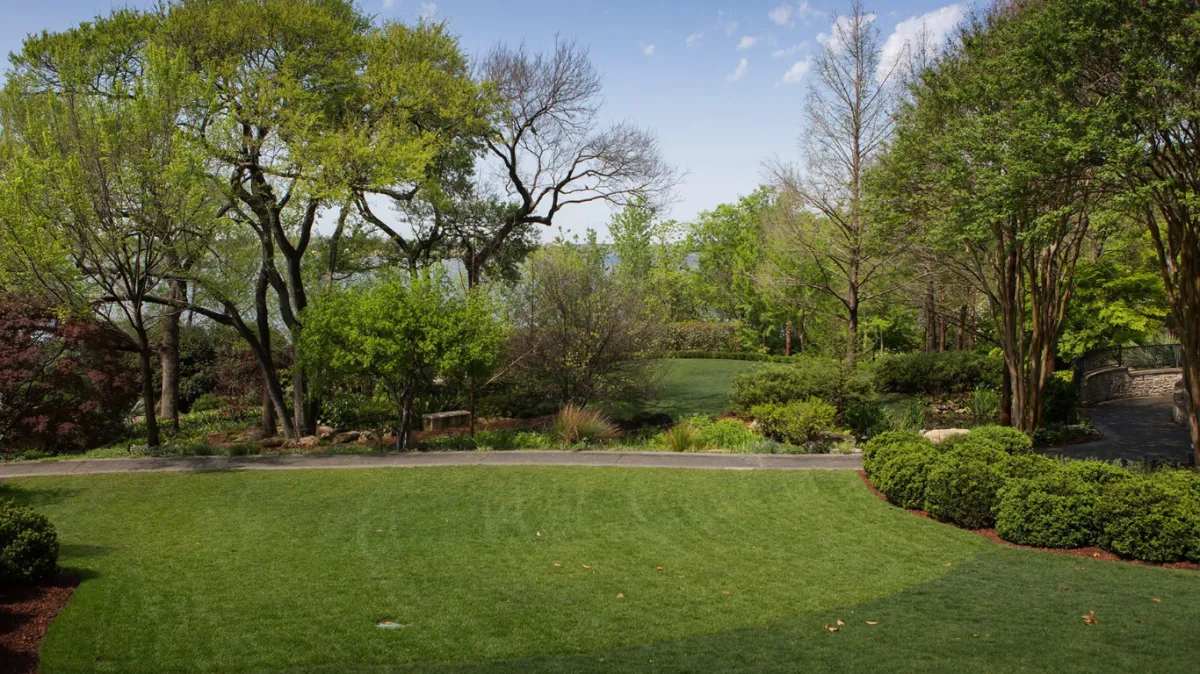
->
[686,31,704,46]
[769,4,793,26]
[419,2,437,20]
[772,42,808,58]
[643,44,657,56]
[737,36,759,51]
[880,4,965,75]
[781,57,813,84]
[797,2,824,21]
[726,58,749,83]
[382,0,394,8]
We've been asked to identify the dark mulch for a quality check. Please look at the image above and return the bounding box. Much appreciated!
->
[857,470,1200,572]
[0,573,80,674]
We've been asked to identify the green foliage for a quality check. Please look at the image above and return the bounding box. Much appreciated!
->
[996,470,1099,548]
[661,323,743,352]
[844,401,889,439]
[861,431,933,477]
[1096,473,1200,563]
[748,400,836,448]
[548,405,620,447]
[727,358,874,416]
[689,417,760,451]
[872,352,1002,396]
[1065,460,1133,487]
[318,393,395,432]
[970,385,1000,423]
[891,400,928,433]
[189,394,225,413]
[1041,374,1079,425]
[968,426,1033,456]
[875,446,938,510]
[924,444,1010,529]
[0,501,58,586]
[299,270,504,446]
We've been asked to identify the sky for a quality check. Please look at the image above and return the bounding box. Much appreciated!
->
[0,0,971,239]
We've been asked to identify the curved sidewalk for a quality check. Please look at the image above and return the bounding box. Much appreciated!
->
[0,450,862,478]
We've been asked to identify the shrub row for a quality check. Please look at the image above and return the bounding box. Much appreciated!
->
[872,351,1002,396]
[749,400,837,448]
[660,323,743,352]
[863,428,1200,562]
[727,358,874,416]
[651,351,795,363]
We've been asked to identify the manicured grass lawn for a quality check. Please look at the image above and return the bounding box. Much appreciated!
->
[627,358,761,419]
[5,467,1199,672]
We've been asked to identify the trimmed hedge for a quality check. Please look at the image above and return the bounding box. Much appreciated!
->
[872,351,1002,396]
[996,469,1099,548]
[728,358,875,416]
[1095,473,1200,562]
[863,426,1200,563]
[0,502,59,586]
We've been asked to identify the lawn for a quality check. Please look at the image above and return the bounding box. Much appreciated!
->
[621,358,760,419]
[4,467,1199,673]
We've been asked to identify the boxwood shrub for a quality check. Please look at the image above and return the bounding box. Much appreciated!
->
[748,399,836,447]
[871,351,1002,396]
[875,446,938,510]
[968,426,1033,455]
[924,443,1011,529]
[0,502,59,586]
[995,469,1100,548]
[1065,460,1132,487]
[728,358,874,416]
[1095,473,1200,562]
[862,430,933,477]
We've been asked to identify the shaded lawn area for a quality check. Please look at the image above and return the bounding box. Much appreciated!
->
[615,358,760,420]
[3,468,1198,673]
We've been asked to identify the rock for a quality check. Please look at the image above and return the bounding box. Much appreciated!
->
[422,410,471,431]
[247,428,269,441]
[316,425,335,440]
[259,437,284,449]
[333,431,360,445]
[297,435,320,447]
[921,428,970,443]
[360,430,378,443]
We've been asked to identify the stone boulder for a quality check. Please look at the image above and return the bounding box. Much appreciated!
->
[259,437,284,449]
[332,431,360,445]
[316,425,336,440]
[920,428,971,443]
[297,435,320,447]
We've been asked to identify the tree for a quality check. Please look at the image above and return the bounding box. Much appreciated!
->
[877,4,1109,431]
[509,239,660,407]
[298,271,504,451]
[609,198,698,321]
[767,0,906,368]
[0,9,215,446]
[474,40,677,281]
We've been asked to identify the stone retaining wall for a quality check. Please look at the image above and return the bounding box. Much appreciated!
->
[1080,366,1182,405]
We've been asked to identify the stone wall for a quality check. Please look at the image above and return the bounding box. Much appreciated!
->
[1080,366,1182,405]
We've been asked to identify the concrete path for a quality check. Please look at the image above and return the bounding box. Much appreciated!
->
[1040,396,1193,464]
[0,450,862,479]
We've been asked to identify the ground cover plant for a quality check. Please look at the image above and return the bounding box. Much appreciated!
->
[3,467,1199,673]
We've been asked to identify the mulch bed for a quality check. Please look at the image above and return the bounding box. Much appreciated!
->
[857,470,1200,572]
[0,573,80,674]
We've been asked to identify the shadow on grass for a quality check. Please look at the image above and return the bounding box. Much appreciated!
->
[0,485,84,509]
[290,547,1200,674]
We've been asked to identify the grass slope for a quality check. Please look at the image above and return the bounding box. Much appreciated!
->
[4,467,1197,673]
[629,359,760,419]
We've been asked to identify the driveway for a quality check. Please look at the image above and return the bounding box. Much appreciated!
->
[1040,396,1193,464]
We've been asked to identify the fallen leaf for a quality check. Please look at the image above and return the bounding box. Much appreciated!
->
[552,563,562,568]
[944,563,952,567]
[866,621,879,626]
[583,564,592,569]
[616,593,624,599]
[823,624,840,632]
[679,586,687,590]
[836,619,845,626]
[536,531,541,537]
[1082,610,1099,626]
[722,590,731,596]
[655,566,663,571]
[1152,598,1162,603]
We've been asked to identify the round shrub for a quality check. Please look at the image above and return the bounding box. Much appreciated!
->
[0,502,59,586]
[749,399,836,447]
[862,431,932,477]
[692,418,758,451]
[875,446,937,510]
[1065,460,1132,487]
[728,359,874,416]
[844,402,889,439]
[1000,452,1061,482]
[996,471,1100,548]
[1095,474,1200,562]
[924,444,1010,529]
[968,426,1033,455]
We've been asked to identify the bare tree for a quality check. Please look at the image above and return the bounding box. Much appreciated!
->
[476,39,677,280]
[765,1,906,368]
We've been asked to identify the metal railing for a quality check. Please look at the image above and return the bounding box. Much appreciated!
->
[1073,344,1183,384]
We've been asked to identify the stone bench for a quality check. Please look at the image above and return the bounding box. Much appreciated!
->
[422,410,471,432]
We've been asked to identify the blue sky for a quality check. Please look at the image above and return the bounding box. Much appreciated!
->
[0,0,970,238]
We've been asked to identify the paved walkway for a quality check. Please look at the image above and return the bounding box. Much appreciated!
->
[0,450,862,478]
[1040,396,1193,464]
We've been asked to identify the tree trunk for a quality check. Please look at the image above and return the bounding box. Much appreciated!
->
[137,336,160,448]
[261,380,277,437]
[785,321,792,357]
[159,279,186,431]
[1000,364,1013,428]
